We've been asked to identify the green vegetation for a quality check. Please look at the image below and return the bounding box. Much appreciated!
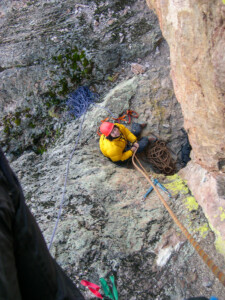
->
[0,106,63,156]
[45,46,93,108]
[107,72,119,82]
[1,107,31,136]
[1,46,93,156]
[36,144,47,155]
[27,0,38,5]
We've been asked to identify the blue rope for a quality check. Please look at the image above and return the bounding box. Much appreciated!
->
[66,86,98,118]
[48,86,98,250]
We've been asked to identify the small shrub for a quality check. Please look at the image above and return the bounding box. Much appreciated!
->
[36,144,47,155]
[1,107,31,136]
[46,46,93,107]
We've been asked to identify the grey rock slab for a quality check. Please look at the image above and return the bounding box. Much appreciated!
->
[4,0,224,298]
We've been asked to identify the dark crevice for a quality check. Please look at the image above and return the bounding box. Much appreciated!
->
[0,66,6,72]
[218,159,225,171]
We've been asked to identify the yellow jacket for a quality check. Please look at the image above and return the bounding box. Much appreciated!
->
[99,123,137,162]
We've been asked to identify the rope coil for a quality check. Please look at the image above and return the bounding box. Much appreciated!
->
[132,150,225,287]
[146,140,176,175]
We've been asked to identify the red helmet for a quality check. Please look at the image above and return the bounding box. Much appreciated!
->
[100,122,114,136]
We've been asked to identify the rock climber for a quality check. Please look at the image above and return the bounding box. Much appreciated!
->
[99,122,156,164]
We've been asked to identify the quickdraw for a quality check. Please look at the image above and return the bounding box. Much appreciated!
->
[97,110,139,136]
[81,280,103,299]
[81,276,119,300]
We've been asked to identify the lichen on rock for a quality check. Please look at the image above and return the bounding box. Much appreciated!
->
[147,0,225,265]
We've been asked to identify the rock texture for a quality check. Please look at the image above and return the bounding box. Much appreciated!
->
[11,88,225,298]
[0,0,188,166]
[146,0,225,255]
[0,0,162,155]
[1,0,225,299]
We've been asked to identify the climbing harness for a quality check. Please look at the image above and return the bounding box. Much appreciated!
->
[132,149,225,287]
[146,140,176,175]
[97,110,139,136]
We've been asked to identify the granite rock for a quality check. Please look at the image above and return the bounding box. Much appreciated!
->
[146,0,225,257]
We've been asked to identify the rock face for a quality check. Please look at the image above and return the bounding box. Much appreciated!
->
[11,86,225,298]
[1,0,225,299]
[0,0,162,156]
[146,0,225,172]
[146,0,225,254]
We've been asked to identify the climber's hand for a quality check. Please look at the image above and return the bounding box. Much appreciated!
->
[131,143,139,152]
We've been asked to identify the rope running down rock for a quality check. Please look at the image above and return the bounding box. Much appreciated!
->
[132,149,225,287]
